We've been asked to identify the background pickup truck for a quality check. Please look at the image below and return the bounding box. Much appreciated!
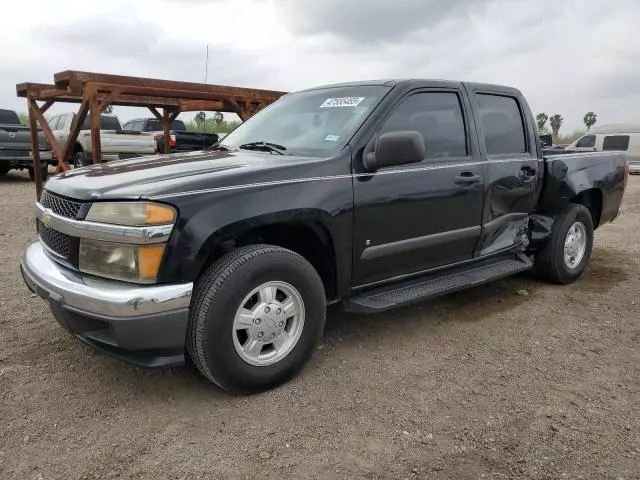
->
[46,113,157,167]
[122,118,219,154]
[22,79,627,394]
[0,109,52,180]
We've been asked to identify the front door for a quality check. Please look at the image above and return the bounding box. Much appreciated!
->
[352,90,484,287]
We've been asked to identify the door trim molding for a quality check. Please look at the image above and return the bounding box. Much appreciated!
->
[360,225,481,261]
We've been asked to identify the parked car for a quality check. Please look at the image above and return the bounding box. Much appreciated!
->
[22,79,628,393]
[568,124,640,173]
[0,109,51,180]
[122,118,219,154]
[46,113,157,167]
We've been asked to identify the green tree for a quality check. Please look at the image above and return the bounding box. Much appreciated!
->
[211,112,224,125]
[536,113,548,132]
[18,112,29,124]
[549,114,564,137]
[583,111,597,131]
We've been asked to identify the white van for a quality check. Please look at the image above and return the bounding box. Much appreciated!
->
[568,124,640,173]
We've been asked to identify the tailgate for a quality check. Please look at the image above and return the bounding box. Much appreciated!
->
[86,131,157,154]
[0,125,34,156]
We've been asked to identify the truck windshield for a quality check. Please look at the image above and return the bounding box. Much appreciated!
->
[0,109,21,125]
[218,85,390,157]
[81,116,122,131]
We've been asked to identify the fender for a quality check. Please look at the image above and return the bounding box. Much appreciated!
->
[538,152,626,225]
[157,173,354,297]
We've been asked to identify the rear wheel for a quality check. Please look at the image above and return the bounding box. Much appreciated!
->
[535,203,594,284]
[187,245,326,393]
[73,150,87,168]
[28,166,48,182]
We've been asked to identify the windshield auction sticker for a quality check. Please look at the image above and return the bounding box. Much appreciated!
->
[319,97,365,108]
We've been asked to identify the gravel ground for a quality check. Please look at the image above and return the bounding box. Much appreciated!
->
[1,170,639,480]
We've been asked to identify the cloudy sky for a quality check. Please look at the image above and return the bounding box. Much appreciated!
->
[1,0,638,132]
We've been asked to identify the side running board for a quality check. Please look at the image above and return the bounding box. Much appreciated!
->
[344,253,533,314]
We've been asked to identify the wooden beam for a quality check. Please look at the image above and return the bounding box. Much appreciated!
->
[27,98,44,199]
[148,107,162,120]
[98,88,122,113]
[40,100,55,114]
[179,100,226,112]
[89,93,102,164]
[58,100,89,172]
[169,111,180,122]
[54,70,286,101]
[29,99,63,163]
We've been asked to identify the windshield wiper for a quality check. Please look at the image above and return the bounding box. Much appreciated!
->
[238,141,286,155]
[208,143,230,151]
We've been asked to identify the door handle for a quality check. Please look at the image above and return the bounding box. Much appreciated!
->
[454,172,481,185]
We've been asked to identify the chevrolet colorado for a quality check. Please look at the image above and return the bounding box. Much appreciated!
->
[21,79,628,393]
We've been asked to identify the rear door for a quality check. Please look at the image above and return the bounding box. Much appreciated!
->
[468,90,541,256]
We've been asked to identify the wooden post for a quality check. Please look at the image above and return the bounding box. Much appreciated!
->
[162,109,171,154]
[28,99,63,163]
[89,92,102,164]
[58,100,89,172]
[27,97,44,199]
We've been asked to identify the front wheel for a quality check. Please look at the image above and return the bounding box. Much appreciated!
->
[535,203,594,284]
[187,245,326,393]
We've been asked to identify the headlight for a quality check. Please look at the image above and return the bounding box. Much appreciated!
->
[79,239,166,284]
[86,202,176,226]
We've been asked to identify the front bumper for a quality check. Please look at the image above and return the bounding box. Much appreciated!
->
[21,242,193,367]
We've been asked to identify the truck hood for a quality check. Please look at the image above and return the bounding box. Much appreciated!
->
[43,150,327,201]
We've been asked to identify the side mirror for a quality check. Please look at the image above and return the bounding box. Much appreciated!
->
[363,131,425,172]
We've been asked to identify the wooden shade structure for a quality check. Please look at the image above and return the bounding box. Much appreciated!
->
[16,70,286,198]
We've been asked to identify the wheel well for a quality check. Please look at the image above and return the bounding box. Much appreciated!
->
[571,188,602,228]
[201,221,338,300]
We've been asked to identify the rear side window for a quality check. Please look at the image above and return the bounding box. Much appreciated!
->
[47,116,59,130]
[477,94,527,155]
[576,135,596,148]
[0,109,21,124]
[379,92,468,159]
[603,135,630,151]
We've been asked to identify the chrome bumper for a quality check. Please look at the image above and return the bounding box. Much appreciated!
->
[21,242,192,318]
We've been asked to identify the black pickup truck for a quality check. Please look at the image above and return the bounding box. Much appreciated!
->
[122,118,219,154]
[0,109,51,179]
[21,79,628,393]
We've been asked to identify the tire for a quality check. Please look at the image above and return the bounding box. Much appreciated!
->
[187,244,326,393]
[535,203,594,284]
[28,166,48,182]
[73,150,87,168]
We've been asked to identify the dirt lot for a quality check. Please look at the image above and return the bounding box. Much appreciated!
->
[1,171,638,480]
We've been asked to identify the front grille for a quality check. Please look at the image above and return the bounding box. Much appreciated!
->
[40,190,83,219]
[37,219,75,259]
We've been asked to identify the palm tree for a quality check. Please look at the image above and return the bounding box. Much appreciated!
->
[536,113,548,132]
[549,114,564,137]
[194,111,206,124]
[583,112,597,131]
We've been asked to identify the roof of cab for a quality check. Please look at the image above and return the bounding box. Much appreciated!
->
[294,79,522,96]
